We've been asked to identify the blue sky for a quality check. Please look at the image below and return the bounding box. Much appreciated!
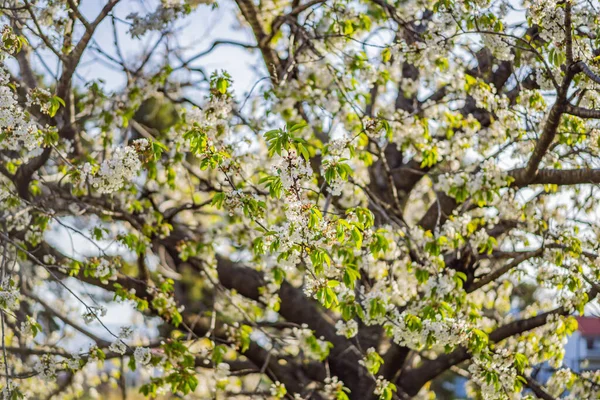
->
[37,1,264,100]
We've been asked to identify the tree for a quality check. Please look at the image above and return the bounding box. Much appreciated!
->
[1,0,600,398]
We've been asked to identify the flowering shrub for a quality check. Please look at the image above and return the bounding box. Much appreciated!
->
[1,0,600,399]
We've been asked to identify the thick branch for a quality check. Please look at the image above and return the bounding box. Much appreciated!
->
[214,258,369,395]
[565,103,600,119]
[511,167,600,186]
[235,0,281,80]
[524,376,557,400]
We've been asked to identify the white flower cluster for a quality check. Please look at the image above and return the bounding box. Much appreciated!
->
[82,305,107,324]
[511,314,568,368]
[26,87,53,115]
[562,288,590,313]
[127,6,181,38]
[491,281,513,314]
[335,319,358,338]
[186,96,232,147]
[109,340,127,355]
[303,276,327,298]
[273,149,313,192]
[360,287,391,326]
[564,369,600,399]
[214,362,230,383]
[373,377,394,397]
[146,282,184,321]
[436,160,508,203]
[0,278,19,311]
[518,89,547,113]
[359,347,381,373]
[34,355,59,381]
[467,78,510,115]
[86,139,148,194]
[0,26,20,54]
[545,368,572,397]
[527,0,565,44]
[469,229,491,253]
[93,258,118,282]
[0,186,9,205]
[134,347,152,365]
[258,269,281,311]
[290,325,331,361]
[390,312,470,350]
[263,227,303,271]
[18,319,36,340]
[423,273,458,297]
[481,34,513,62]
[402,33,451,69]
[269,381,286,398]
[286,198,322,237]
[321,137,350,196]
[323,376,347,400]
[0,67,41,153]
[42,254,56,265]
[389,269,420,307]
[109,326,134,355]
[161,0,185,6]
[390,112,429,152]
[442,214,473,242]
[361,256,388,280]
[65,354,81,370]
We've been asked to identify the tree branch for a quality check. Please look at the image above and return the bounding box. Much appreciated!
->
[396,298,595,396]
[467,248,544,293]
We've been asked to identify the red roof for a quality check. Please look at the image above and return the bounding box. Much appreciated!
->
[577,317,600,336]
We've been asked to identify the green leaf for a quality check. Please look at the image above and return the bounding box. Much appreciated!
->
[152,141,168,161]
[404,314,422,332]
[296,142,310,160]
[514,353,529,374]
[363,349,384,375]
[49,96,65,117]
[381,48,392,63]
[128,356,137,372]
[259,175,283,198]
[288,121,307,132]
[316,286,338,308]
[309,206,323,229]
[239,325,252,352]
[343,20,354,35]
[212,344,227,365]
[211,192,225,209]
[468,329,489,354]
[415,268,430,284]
[216,77,228,94]
[343,265,361,289]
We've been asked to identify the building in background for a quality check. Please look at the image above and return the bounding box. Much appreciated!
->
[563,316,600,372]
[528,316,600,387]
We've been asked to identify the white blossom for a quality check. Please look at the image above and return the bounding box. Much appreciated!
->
[134,347,152,365]
[109,340,127,355]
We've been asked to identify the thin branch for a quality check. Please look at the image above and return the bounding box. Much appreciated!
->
[177,40,258,69]
[467,248,543,292]
[25,292,111,347]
